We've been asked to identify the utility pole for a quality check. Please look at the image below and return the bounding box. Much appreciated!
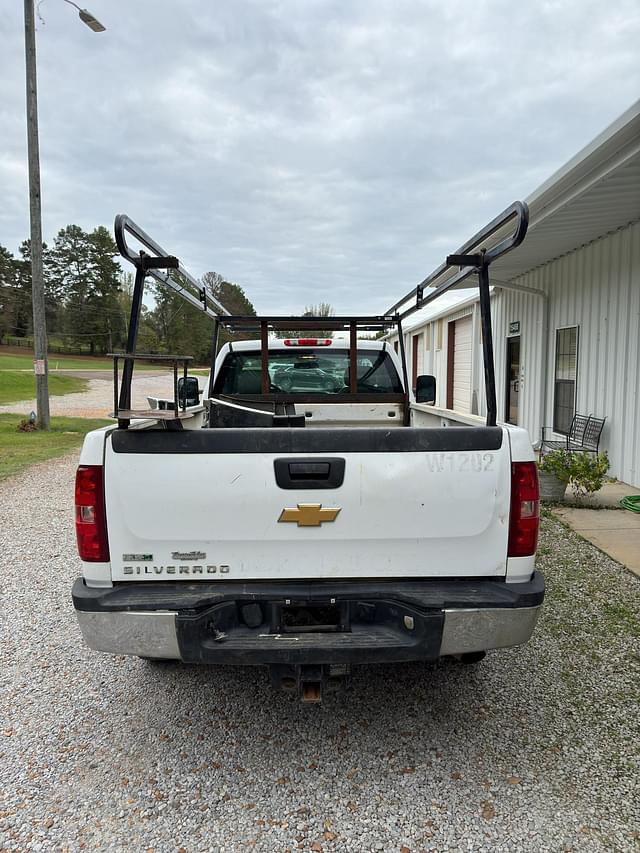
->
[24,0,49,429]
[22,0,106,431]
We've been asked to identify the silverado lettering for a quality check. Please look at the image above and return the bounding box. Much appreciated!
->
[122,565,230,575]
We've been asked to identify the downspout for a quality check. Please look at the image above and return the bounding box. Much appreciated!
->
[540,287,550,447]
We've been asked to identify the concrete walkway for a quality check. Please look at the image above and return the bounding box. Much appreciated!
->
[552,481,640,578]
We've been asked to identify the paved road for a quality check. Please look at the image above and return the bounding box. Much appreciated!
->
[0,455,638,852]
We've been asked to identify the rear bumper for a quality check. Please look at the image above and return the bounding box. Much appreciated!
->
[72,573,544,664]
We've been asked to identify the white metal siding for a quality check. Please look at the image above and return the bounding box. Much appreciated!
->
[453,315,472,412]
[382,221,640,486]
[492,220,640,487]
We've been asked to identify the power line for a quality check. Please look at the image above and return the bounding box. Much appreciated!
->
[0,293,133,318]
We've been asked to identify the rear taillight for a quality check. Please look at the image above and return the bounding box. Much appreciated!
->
[75,465,109,562]
[508,461,540,557]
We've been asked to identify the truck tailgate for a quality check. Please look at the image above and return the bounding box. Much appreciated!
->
[104,426,511,582]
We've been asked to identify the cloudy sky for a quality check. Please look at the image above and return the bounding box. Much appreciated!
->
[2,0,639,315]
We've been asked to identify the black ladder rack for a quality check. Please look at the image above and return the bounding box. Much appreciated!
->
[113,200,528,429]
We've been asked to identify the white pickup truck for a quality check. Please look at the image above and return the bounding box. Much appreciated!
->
[71,205,544,700]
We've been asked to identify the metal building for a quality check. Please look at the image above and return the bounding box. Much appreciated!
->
[388,100,640,487]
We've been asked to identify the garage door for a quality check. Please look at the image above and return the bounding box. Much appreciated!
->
[453,315,472,412]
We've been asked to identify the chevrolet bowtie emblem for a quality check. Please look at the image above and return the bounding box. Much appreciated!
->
[278,503,341,527]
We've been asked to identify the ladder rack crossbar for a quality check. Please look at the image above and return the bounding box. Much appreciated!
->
[220,315,395,332]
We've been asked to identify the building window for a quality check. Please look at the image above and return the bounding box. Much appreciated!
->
[435,319,443,350]
[553,326,578,434]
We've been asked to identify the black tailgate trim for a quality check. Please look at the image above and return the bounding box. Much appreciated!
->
[110,426,503,454]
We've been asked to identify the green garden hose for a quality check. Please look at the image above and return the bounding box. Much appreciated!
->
[619,495,640,513]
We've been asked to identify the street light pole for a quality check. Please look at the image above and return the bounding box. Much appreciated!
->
[24,0,49,429]
[23,0,106,431]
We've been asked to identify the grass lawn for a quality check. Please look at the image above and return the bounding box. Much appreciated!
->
[0,351,205,372]
[0,414,112,480]
[0,351,116,370]
[0,370,88,405]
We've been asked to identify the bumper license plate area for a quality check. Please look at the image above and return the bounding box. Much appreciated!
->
[278,601,348,634]
[176,596,444,663]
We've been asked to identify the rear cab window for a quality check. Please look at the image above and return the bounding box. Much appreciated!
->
[214,348,403,396]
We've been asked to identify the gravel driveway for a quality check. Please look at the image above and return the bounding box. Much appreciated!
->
[0,371,197,419]
[1,454,638,852]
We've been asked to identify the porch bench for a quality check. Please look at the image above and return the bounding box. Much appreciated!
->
[541,413,606,456]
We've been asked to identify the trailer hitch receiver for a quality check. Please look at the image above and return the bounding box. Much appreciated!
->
[269,663,350,702]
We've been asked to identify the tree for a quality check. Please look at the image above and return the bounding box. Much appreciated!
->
[276,302,336,338]
[24,238,64,337]
[0,231,259,362]
[116,271,161,352]
[0,246,21,343]
[0,241,56,343]
[202,273,256,316]
[47,224,125,354]
[149,278,214,364]
[201,272,259,350]
[87,226,126,353]
[147,271,259,364]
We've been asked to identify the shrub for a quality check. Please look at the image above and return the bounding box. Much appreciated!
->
[568,451,610,500]
[538,450,610,501]
[538,449,573,482]
[17,418,37,433]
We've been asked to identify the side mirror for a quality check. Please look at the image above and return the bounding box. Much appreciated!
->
[178,376,201,407]
[415,374,436,404]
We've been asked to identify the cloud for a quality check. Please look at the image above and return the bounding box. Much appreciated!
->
[1,0,639,315]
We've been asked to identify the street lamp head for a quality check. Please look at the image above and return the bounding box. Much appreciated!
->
[78,8,106,31]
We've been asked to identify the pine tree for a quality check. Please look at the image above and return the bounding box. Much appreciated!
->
[48,224,125,354]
